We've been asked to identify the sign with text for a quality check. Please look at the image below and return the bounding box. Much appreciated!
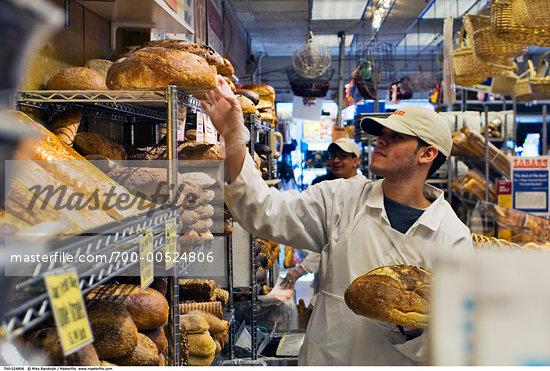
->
[204,115,218,144]
[496,179,512,208]
[196,112,205,143]
[165,218,178,269]
[44,270,93,355]
[139,229,154,290]
[177,105,187,142]
[512,156,549,215]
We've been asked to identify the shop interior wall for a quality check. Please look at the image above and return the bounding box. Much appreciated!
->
[221,0,249,82]
[21,0,110,90]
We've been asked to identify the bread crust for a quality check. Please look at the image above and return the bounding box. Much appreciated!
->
[344,265,431,328]
[106,47,216,92]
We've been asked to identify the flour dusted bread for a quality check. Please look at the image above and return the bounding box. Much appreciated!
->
[86,300,138,359]
[106,47,216,92]
[46,67,107,90]
[344,265,431,328]
[84,59,113,78]
[139,40,224,71]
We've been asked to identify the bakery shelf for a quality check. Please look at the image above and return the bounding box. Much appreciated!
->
[245,114,272,133]
[3,205,179,337]
[17,89,202,114]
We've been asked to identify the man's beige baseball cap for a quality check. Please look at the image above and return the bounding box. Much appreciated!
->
[360,106,452,157]
[328,138,361,157]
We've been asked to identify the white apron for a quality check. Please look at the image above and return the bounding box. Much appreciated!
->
[298,202,433,366]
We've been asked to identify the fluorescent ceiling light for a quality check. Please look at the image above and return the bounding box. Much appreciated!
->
[421,0,479,19]
[397,33,442,47]
[313,34,354,48]
[312,0,367,20]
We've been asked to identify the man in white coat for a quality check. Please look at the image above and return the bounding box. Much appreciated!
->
[202,76,472,365]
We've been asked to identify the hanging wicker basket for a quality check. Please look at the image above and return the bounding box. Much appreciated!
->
[491,0,550,47]
[491,72,518,95]
[514,60,536,101]
[452,26,489,86]
[529,51,550,99]
[453,26,518,87]
[511,0,550,28]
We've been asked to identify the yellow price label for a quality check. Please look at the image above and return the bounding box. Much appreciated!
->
[44,270,93,355]
[165,218,178,269]
[140,229,154,290]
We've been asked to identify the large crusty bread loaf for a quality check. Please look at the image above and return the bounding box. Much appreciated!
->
[46,67,107,90]
[344,265,431,328]
[141,326,167,354]
[106,47,216,92]
[139,40,224,71]
[73,132,127,160]
[243,84,275,110]
[109,333,160,366]
[24,328,100,366]
[87,284,169,331]
[86,300,139,359]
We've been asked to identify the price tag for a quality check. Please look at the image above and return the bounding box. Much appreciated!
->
[196,112,204,143]
[204,115,218,144]
[140,229,154,290]
[165,218,178,269]
[176,105,187,142]
[44,270,93,355]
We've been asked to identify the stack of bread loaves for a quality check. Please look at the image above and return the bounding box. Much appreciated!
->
[84,284,169,366]
[243,84,278,128]
[178,279,230,365]
[179,172,218,250]
[18,284,169,366]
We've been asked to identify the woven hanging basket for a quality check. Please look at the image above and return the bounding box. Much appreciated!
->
[529,51,550,99]
[491,0,550,47]
[511,0,550,28]
[514,60,536,101]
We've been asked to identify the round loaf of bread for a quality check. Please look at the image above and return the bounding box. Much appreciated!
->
[47,67,107,90]
[344,265,431,328]
[106,47,216,92]
[141,326,167,354]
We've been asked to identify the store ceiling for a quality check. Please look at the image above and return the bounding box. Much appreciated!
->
[226,0,478,58]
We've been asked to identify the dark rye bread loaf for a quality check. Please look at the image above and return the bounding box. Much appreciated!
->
[344,265,431,328]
